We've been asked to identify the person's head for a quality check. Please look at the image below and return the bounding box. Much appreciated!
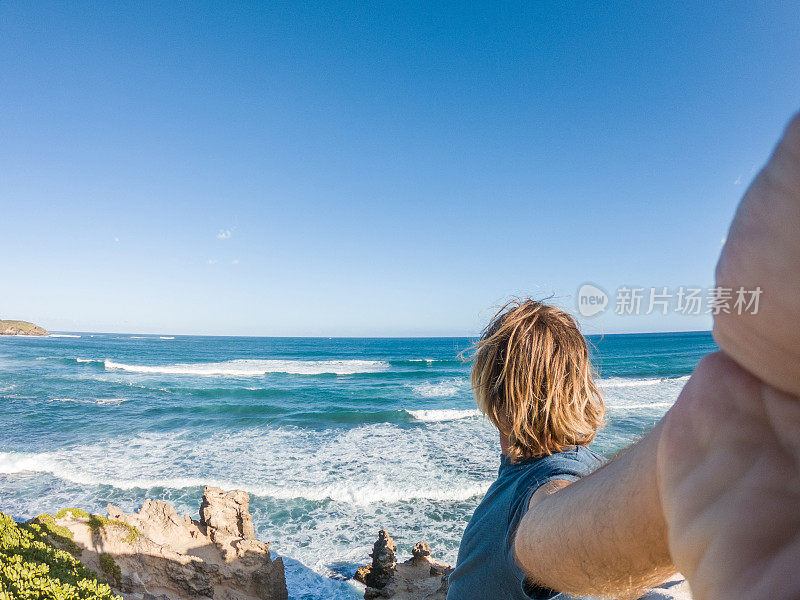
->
[469,298,604,461]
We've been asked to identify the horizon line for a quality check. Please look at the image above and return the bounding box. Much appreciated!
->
[29,329,716,339]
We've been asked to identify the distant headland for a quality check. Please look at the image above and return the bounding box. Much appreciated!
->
[0,320,48,336]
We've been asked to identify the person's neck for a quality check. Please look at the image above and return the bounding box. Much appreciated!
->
[499,433,512,456]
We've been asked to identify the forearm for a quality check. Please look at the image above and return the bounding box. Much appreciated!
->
[514,423,675,599]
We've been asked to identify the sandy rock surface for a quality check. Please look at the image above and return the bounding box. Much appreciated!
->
[35,486,287,600]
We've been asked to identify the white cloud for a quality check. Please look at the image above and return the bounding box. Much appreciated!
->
[207,259,218,265]
[231,259,239,265]
[217,229,232,240]
[113,237,119,243]
[734,175,743,185]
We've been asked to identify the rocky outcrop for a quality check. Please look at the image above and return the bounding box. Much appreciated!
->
[355,530,452,600]
[32,487,287,600]
[199,487,256,541]
[0,319,48,335]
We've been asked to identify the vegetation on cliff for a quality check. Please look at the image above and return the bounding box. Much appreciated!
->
[49,509,140,543]
[0,320,48,336]
[0,512,120,600]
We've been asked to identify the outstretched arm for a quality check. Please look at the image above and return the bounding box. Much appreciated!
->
[514,420,675,599]
[515,113,800,599]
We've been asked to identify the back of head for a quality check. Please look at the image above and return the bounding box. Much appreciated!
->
[470,298,604,461]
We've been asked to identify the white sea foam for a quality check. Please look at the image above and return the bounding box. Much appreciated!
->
[408,358,436,364]
[610,401,676,410]
[37,356,102,366]
[0,420,497,506]
[0,465,488,504]
[104,358,389,376]
[598,375,690,389]
[0,452,44,473]
[50,397,129,406]
[159,336,175,340]
[599,375,689,416]
[273,482,489,504]
[48,334,81,338]
[408,377,468,398]
[95,398,128,405]
[406,408,482,422]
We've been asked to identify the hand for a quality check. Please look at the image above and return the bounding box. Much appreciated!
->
[714,113,800,396]
[658,352,800,600]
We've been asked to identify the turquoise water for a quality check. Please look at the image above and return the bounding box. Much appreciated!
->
[0,332,716,599]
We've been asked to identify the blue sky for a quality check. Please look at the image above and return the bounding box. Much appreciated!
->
[1,2,799,336]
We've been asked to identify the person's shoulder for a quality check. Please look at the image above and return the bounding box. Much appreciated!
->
[506,447,600,504]
[538,445,604,473]
[572,444,605,468]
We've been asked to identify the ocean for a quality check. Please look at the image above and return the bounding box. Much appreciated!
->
[0,332,717,599]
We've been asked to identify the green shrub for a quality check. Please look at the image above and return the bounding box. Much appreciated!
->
[97,554,120,586]
[54,509,140,543]
[0,513,121,600]
[55,509,91,521]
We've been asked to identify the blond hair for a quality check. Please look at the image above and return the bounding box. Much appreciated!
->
[468,298,604,461]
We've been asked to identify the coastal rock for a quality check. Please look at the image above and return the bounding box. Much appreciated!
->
[356,530,452,600]
[33,488,288,600]
[363,529,397,590]
[200,486,256,541]
[0,319,48,335]
[411,542,430,560]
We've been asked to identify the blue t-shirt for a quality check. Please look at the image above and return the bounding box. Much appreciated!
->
[447,446,604,600]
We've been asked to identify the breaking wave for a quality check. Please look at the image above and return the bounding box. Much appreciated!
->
[406,408,482,422]
[408,377,468,398]
[598,375,690,389]
[0,449,489,505]
[49,397,129,406]
[103,358,389,376]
